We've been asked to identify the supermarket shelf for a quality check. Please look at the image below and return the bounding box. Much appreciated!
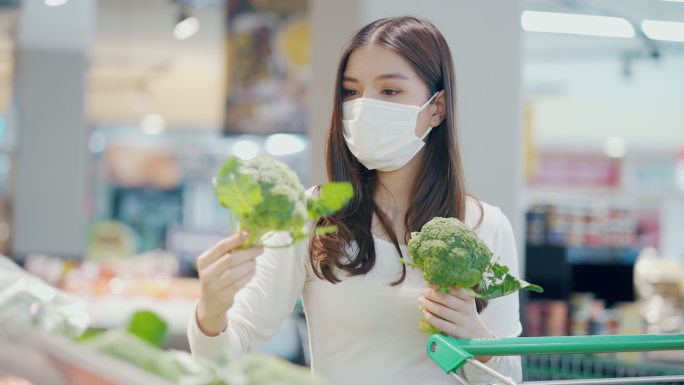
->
[565,246,640,266]
[526,245,636,305]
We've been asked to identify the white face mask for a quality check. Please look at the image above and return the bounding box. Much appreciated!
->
[342,92,439,171]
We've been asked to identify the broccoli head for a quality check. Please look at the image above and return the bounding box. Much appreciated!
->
[407,217,492,292]
[214,156,353,248]
[405,216,543,335]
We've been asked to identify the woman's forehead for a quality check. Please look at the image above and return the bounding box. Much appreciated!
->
[344,44,417,81]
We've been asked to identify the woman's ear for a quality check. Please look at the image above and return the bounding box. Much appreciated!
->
[429,91,446,128]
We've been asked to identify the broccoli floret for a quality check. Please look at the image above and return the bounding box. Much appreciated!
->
[405,217,543,335]
[214,156,353,248]
[407,217,491,292]
[418,319,443,337]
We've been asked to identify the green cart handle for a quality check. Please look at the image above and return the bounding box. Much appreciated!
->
[427,333,684,374]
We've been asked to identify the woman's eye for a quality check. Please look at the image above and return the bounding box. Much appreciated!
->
[381,89,400,96]
[343,89,358,97]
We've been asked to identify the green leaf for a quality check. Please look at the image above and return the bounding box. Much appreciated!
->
[127,310,168,348]
[520,280,544,293]
[476,275,527,299]
[489,263,509,279]
[464,273,543,300]
[307,182,353,219]
[215,157,263,215]
[314,225,338,236]
[82,330,184,381]
[75,328,105,342]
[463,287,485,299]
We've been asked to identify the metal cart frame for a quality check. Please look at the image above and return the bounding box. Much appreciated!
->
[427,333,684,385]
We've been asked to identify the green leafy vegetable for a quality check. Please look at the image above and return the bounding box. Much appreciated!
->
[79,311,328,384]
[307,182,354,218]
[75,328,105,342]
[228,355,328,385]
[404,217,543,335]
[127,310,168,348]
[314,225,340,236]
[82,329,188,382]
[214,156,353,248]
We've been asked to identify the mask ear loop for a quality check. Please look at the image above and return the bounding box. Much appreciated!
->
[419,90,442,110]
[420,126,434,141]
[418,91,443,141]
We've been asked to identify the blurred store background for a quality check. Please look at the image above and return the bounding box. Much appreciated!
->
[0,0,683,384]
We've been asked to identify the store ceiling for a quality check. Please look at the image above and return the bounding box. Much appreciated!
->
[0,0,682,150]
[0,0,225,129]
[525,0,684,62]
[524,0,684,152]
[89,0,225,129]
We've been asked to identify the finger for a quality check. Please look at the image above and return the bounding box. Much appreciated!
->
[220,268,257,293]
[449,287,473,301]
[203,246,262,280]
[197,232,248,270]
[216,259,256,285]
[420,297,461,324]
[207,269,256,306]
[423,288,469,312]
[422,309,459,337]
[224,246,263,269]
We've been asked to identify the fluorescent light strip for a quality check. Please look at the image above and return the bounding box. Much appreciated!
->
[45,0,68,6]
[521,10,635,38]
[642,19,684,42]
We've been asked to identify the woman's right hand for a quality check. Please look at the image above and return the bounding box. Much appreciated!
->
[195,231,263,336]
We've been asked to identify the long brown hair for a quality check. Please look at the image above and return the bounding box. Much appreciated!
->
[309,16,483,309]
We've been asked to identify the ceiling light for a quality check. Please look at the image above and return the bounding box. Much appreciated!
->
[604,136,627,158]
[232,139,260,160]
[521,11,635,38]
[174,9,199,40]
[642,20,684,42]
[265,134,307,156]
[45,0,68,6]
[140,113,166,135]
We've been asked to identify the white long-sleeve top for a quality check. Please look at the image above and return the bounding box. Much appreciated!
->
[188,197,523,385]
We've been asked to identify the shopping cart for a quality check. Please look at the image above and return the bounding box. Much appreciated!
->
[427,333,684,385]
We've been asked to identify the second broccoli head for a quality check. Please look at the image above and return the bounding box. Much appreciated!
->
[214,156,353,248]
[405,217,542,336]
[406,217,543,297]
[407,217,492,292]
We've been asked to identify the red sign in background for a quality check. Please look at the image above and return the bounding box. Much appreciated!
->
[529,153,621,188]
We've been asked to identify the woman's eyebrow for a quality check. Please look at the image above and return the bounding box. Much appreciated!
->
[376,73,409,81]
[343,73,409,82]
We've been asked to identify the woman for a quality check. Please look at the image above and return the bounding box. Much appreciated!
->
[188,16,522,385]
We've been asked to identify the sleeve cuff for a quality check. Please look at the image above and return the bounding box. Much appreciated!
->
[187,302,230,363]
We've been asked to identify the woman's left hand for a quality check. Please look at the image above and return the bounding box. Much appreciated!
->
[419,285,495,362]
